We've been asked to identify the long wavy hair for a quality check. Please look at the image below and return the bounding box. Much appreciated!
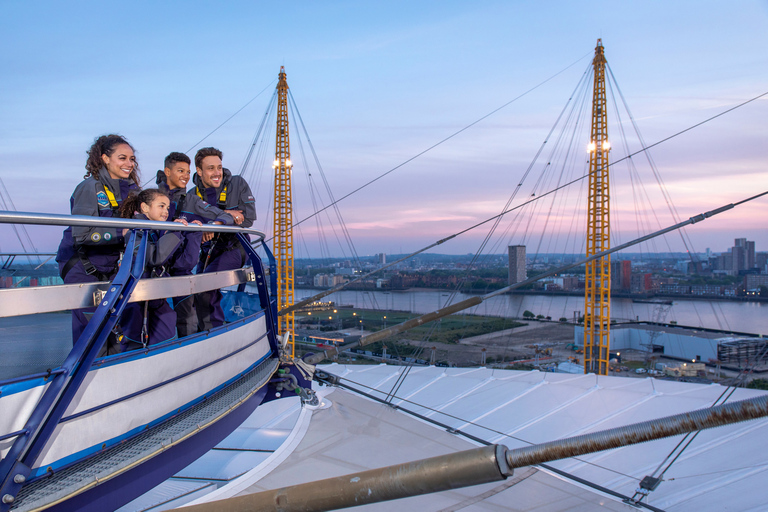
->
[84,134,141,186]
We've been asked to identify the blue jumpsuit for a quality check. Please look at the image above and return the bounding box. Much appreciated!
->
[119,214,186,351]
[55,173,138,349]
[191,168,256,330]
[156,171,234,337]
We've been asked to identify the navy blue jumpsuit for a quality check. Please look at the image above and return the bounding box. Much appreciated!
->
[191,168,256,330]
[118,213,188,351]
[156,171,234,337]
[56,172,138,346]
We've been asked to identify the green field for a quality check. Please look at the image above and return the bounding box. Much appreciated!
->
[296,308,525,345]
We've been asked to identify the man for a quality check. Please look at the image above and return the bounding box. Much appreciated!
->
[191,147,256,330]
[156,152,236,337]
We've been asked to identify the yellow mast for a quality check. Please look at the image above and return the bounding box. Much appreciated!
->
[273,66,295,356]
[584,39,611,375]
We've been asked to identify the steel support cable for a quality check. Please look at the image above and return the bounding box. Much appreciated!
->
[238,90,277,183]
[607,64,701,259]
[665,461,768,481]
[279,90,768,317]
[180,390,768,512]
[520,71,592,265]
[606,77,672,257]
[303,190,768,364]
[136,80,277,189]
[265,55,591,244]
[185,79,277,155]
[288,96,342,259]
[529,84,590,267]
[454,65,592,319]
[0,177,40,264]
[631,378,748,503]
[289,110,332,263]
[287,95,386,310]
[288,106,342,262]
[289,92,366,274]
[334,374,642,482]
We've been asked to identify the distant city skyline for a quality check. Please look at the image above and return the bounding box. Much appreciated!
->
[1,1,767,257]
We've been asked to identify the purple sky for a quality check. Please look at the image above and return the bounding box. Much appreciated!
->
[1,1,767,259]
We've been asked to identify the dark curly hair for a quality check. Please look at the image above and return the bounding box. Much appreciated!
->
[164,151,190,169]
[194,147,223,170]
[84,134,141,186]
[119,188,169,219]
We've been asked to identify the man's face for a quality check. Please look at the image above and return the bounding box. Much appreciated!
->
[198,156,223,189]
[164,162,191,190]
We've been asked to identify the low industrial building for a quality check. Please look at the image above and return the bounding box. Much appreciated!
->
[574,323,767,371]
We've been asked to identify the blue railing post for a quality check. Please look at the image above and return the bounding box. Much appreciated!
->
[0,230,148,510]
[239,235,280,355]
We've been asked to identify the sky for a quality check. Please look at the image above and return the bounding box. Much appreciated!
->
[1,0,767,259]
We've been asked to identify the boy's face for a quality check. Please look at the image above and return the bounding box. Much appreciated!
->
[164,162,191,190]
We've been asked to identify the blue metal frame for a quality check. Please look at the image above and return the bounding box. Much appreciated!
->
[239,235,280,354]
[0,231,147,510]
[0,232,283,509]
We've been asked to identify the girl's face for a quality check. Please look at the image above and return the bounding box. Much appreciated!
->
[141,194,170,222]
[101,143,136,180]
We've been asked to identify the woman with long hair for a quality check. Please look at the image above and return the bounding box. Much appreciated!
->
[55,134,141,349]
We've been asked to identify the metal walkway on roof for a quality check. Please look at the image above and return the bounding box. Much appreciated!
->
[11,357,278,512]
[117,394,303,512]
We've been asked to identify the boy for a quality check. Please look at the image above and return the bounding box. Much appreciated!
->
[155,152,236,336]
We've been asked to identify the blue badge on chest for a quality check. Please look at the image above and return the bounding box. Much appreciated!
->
[96,191,110,208]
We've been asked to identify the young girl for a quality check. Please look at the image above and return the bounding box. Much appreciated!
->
[118,188,201,351]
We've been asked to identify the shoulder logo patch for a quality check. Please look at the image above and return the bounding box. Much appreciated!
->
[96,191,110,208]
[91,232,101,242]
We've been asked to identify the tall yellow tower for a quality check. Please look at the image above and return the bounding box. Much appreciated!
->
[273,66,295,356]
[584,40,611,375]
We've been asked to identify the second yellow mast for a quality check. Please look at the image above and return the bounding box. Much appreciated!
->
[273,66,295,356]
[584,39,612,375]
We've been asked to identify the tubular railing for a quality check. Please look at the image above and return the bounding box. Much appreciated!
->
[0,210,266,239]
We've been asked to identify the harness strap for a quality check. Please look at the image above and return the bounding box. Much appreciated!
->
[60,249,112,281]
[103,186,119,208]
[141,300,149,348]
[195,185,227,208]
[172,193,187,221]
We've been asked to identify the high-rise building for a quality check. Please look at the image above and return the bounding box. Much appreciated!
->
[731,238,756,272]
[745,241,756,269]
[508,245,526,285]
[732,245,745,273]
[610,260,631,291]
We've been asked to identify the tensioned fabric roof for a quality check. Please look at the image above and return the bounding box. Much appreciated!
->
[185,364,768,511]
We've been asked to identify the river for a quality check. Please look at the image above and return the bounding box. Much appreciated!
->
[295,288,768,336]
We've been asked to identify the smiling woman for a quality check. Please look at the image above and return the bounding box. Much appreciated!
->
[54,134,141,348]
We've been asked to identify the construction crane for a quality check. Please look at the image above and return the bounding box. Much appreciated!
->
[584,40,611,375]
[272,66,295,356]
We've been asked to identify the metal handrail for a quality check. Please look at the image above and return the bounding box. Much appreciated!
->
[0,211,265,240]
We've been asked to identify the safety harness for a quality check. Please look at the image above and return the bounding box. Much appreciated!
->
[195,184,243,271]
[61,185,121,281]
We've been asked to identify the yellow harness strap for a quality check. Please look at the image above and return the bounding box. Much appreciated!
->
[196,185,227,206]
[104,187,119,208]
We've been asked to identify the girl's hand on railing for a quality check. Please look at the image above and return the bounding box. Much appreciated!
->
[173,218,189,226]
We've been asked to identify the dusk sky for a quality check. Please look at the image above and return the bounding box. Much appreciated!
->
[1,1,767,259]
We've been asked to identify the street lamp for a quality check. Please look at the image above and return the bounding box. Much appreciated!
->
[383,315,387,329]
